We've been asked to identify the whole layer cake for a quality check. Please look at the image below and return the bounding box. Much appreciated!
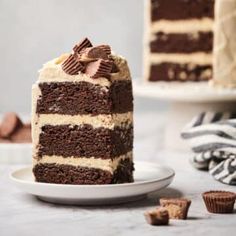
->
[32,38,134,184]
[144,0,215,82]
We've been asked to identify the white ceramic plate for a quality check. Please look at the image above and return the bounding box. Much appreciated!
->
[133,81,236,102]
[10,161,175,205]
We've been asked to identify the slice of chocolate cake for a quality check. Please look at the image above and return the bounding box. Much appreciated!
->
[144,0,215,82]
[32,38,134,185]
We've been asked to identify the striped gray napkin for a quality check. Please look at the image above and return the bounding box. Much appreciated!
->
[181,112,236,185]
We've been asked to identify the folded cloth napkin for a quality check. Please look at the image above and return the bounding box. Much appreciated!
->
[181,112,236,185]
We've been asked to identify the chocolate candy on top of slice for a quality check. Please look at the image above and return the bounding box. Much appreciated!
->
[85,59,113,78]
[0,112,23,138]
[73,38,93,54]
[62,38,115,78]
[62,54,85,75]
[144,207,169,226]
[96,45,111,55]
[80,46,109,61]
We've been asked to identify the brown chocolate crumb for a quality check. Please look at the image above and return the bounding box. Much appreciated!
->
[85,59,113,78]
[73,38,93,54]
[202,190,236,214]
[160,198,191,220]
[62,54,85,75]
[0,112,23,138]
[144,207,169,226]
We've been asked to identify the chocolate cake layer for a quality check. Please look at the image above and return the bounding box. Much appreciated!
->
[149,63,212,81]
[33,158,134,184]
[150,32,213,53]
[38,124,133,158]
[151,0,214,21]
[36,81,133,115]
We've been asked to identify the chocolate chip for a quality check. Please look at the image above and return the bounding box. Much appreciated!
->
[62,54,85,75]
[85,59,113,78]
[0,112,23,138]
[144,207,169,226]
[73,38,93,54]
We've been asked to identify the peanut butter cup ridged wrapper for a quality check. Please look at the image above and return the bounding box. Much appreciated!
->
[202,191,236,214]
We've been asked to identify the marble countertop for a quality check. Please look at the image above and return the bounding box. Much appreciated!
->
[0,112,235,236]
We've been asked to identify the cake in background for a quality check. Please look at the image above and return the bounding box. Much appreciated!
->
[32,38,134,185]
[0,113,31,143]
[144,0,215,82]
[212,0,236,88]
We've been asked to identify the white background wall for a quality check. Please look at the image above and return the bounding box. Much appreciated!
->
[0,0,148,113]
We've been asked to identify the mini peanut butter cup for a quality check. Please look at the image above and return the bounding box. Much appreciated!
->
[73,38,93,54]
[85,59,113,78]
[80,46,109,61]
[61,54,84,75]
[96,45,111,55]
[160,198,191,219]
[11,125,32,143]
[202,191,236,214]
[0,112,23,138]
[144,207,169,226]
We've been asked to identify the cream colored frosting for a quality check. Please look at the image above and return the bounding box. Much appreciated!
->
[32,84,41,157]
[212,0,236,88]
[151,18,214,34]
[38,53,131,86]
[33,151,132,173]
[36,112,133,129]
[150,52,213,65]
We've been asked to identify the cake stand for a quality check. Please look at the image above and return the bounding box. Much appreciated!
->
[133,81,236,150]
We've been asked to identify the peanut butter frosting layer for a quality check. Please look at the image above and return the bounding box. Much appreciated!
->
[33,152,132,173]
[150,52,213,65]
[35,112,133,129]
[150,18,214,34]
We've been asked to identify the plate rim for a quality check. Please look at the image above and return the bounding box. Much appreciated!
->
[133,80,236,102]
[10,161,175,188]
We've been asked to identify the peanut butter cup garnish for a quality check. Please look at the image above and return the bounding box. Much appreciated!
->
[73,38,93,54]
[96,45,111,55]
[62,54,85,75]
[11,125,32,143]
[0,112,23,138]
[144,207,169,226]
[62,38,115,78]
[80,46,109,61]
[202,191,236,214]
[160,198,191,220]
[85,59,113,78]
